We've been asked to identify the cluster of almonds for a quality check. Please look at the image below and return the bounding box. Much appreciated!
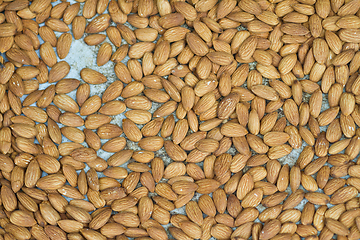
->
[2,0,360,238]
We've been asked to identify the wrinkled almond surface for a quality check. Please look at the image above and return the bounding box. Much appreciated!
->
[1,0,360,239]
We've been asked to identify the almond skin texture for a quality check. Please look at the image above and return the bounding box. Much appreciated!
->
[1,0,360,239]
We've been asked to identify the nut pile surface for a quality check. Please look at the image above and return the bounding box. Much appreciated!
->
[2,0,360,239]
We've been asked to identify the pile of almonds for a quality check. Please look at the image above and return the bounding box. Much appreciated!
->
[3,0,360,238]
